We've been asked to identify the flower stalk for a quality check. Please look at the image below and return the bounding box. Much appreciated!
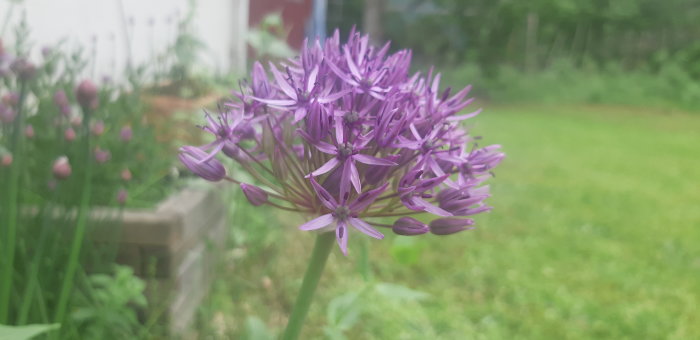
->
[281,231,335,340]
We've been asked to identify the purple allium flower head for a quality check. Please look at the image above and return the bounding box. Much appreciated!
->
[52,156,72,180]
[2,92,18,107]
[179,29,503,255]
[240,183,269,206]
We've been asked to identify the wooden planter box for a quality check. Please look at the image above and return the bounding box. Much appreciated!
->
[94,185,227,335]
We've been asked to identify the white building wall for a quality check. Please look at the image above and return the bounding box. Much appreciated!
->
[0,0,248,81]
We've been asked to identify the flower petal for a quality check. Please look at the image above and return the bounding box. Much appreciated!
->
[269,63,296,99]
[309,176,338,210]
[354,154,397,166]
[349,218,384,240]
[308,157,340,177]
[299,213,335,230]
[349,183,389,212]
[337,221,348,256]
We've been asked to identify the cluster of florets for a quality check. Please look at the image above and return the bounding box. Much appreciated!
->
[180,29,503,255]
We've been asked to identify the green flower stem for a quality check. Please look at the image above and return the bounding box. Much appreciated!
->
[0,81,27,323]
[53,106,93,325]
[281,231,335,340]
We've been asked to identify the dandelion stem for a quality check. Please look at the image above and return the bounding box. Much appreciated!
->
[281,232,335,340]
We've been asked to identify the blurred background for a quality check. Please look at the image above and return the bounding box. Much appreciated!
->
[0,0,698,339]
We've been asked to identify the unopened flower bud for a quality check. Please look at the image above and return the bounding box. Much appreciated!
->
[240,183,268,206]
[392,217,429,236]
[52,156,72,179]
[121,168,132,181]
[178,146,226,182]
[119,126,132,141]
[91,120,105,136]
[64,127,76,141]
[94,147,111,163]
[1,153,12,167]
[24,124,34,138]
[75,79,99,110]
[2,92,18,107]
[0,105,15,123]
[53,90,68,108]
[429,218,475,235]
[116,188,128,205]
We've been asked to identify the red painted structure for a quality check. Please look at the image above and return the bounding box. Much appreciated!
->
[249,0,314,50]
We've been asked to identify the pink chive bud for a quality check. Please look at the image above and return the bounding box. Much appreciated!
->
[53,90,68,108]
[75,79,99,110]
[121,168,132,181]
[70,116,82,127]
[91,120,105,136]
[2,92,18,107]
[64,127,76,141]
[392,217,430,236]
[119,126,133,141]
[116,189,128,205]
[428,218,475,235]
[52,156,72,179]
[240,183,268,206]
[24,124,35,138]
[0,105,15,123]
[94,147,111,163]
[1,153,12,167]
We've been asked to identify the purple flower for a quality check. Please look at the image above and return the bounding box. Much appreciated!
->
[392,217,429,236]
[76,80,99,110]
[299,178,386,255]
[240,183,268,206]
[178,146,226,181]
[94,147,111,163]
[179,29,503,256]
[429,218,475,235]
[120,126,133,141]
[52,156,72,180]
[0,104,15,123]
[64,127,76,142]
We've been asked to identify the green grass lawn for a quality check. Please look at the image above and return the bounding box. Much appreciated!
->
[198,104,700,339]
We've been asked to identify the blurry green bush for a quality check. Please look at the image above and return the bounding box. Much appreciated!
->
[0,21,177,338]
[442,58,700,112]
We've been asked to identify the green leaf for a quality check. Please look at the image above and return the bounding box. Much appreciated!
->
[244,316,273,340]
[0,324,60,340]
[374,283,430,302]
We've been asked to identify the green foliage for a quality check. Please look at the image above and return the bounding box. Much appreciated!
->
[71,266,147,340]
[0,323,59,340]
[247,13,295,62]
[198,104,700,339]
[440,59,700,112]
